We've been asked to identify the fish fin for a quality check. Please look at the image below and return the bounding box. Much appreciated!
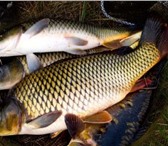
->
[24,18,50,38]
[120,31,142,47]
[65,113,85,139]
[27,110,62,128]
[50,130,64,139]
[158,24,168,58]
[66,49,87,55]
[51,130,71,146]
[102,31,141,50]
[65,36,88,46]
[68,138,96,146]
[130,78,152,93]
[139,14,164,45]
[84,111,112,124]
[68,139,86,146]
[130,41,139,49]
[26,53,43,73]
[102,40,122,50]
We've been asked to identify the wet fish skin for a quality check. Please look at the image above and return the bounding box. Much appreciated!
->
[0,16,166,136]
[0,46,110,90]
[14,43,159,117]
[11,42,159,136]
[18,46,114,74]
[17,89,151,146]
[17,52,77,74]
[69,58,166,146]
[0,18,139,56]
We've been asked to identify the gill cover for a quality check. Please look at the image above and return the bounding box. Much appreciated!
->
[0,27,22,56]
[0,58,24,89]
[0,96,26,136]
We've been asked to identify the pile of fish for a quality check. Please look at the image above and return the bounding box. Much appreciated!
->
[0,8,167,146]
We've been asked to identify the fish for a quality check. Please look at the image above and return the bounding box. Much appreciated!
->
[0,15,167,139]
[0,18,141,56]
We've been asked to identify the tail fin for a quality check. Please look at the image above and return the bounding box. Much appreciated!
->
[158,25,168,58]
[139,15,164,45]
[140,14,168,59]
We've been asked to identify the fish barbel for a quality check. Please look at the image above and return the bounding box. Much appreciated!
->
[0,18,141,56]
[0,16,167,137]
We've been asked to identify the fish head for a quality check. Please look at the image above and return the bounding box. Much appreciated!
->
[0,58,24,89]
[0,27,22,56]
[0,96,26,136]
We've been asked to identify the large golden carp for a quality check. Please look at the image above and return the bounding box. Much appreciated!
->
[0,16,167,140]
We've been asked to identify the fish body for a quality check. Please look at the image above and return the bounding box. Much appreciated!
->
[15,42,159,135]
[0,18,140,56]
[0,16,167,137]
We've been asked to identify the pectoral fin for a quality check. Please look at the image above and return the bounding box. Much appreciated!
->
[26,53,43,73]
[102,40,122,50]
[68,140,86,146]
[120,31,141,48]
[130,41,139,49]
[102,31,141,50]
[65,36,88,46]
[27,110,62,128]
[130,78,152,93]
[65,114,85,139]
[51,130,63,139]
[24,18,50,38]
[84,111,112,124]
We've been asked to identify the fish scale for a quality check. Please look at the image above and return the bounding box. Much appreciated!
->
[46,19,129,42]
[11,42,160,120]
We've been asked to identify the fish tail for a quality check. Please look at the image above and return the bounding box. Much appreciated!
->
[158,24,168,58]
[140,13,168,58]
[140,14,164,45]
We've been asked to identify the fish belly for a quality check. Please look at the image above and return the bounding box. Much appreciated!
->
[16,31,100,55]
[19,115,66,135]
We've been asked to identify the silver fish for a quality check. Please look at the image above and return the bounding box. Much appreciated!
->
[0,18,141,56]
